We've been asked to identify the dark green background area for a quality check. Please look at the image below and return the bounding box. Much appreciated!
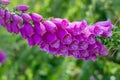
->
[0,0,120,80]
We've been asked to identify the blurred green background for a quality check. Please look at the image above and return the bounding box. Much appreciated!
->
[0,0,120,80]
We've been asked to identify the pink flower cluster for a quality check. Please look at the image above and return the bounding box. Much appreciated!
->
[0,1,114,61]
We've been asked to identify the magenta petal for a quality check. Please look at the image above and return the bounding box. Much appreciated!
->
[90,54,97,61]
[93,25,103,36]
[79,41,88,50]
[80,20,87,30]
[51,40,60,48]
[102,31,112,37]
[57,45,68,56]
[96,41,108,56]
[24,23,34,37]
[80,50,89,58]
[39,41,49,53]
[34,23,46,36]
[11,22,19,34]
[69,40,79,50]
[95,19,113,29]
[43,20,57,33]
[12,14,22,24]
[30,13,43,23]
[27,37,35,46]
[56,28,68,39]
[62,34,72,44]
[20,26,27,39]
[5,10,11,24]
[22,13,32,23]
[87,34,96,44]
[0,18,5,26]
[76,33,87,42]
[33,34,42,45]
[0,8,5,18]
[87,44,97,51]
[49,47,58,54]
[45,32,57,44]
[72,50,82,60]
[6,23,12,33]
[51,18,69,28]
[56,28,72,44]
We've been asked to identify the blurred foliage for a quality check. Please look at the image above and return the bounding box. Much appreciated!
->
[0,0,120,80]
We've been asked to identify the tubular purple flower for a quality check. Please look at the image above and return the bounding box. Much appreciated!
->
[76,33,87,42]
[62,34,72,44]
[89,54,97,61]
[71,50,81,59]
[1,0,9,5]
[27,37,35,46]
[39,41,49,53]
[90,25,104,36]
[56,28,69,40]
[96,41,108,56]
[0,8,5,18]
[50,40,60,48]
[34,23,46,36]
[87,34,96,44]
[11,22,19,34]
[0,18,5,26]
[22,13,32,23]
[80,20,87,30]
[102,31,112,37]
[32,34,42,45]
[87,43,97,51]
[45,32,58,44]
[20,26,27,39]
[69,40,79,50]
[23,22,34,37]
[95,19,113,29]
[16,4,29,12]
[5,10,11,24]
[80,50,89,58]
[6,23,12,33]
[56,28,72,44]
[0,51,7,63]
[49,47,58,54]
[12,14,22,24]
[57,45,68,56]
[51,18,69,28]
[43,20,57,33]
[30,13,43,23]
[79,41,88,50]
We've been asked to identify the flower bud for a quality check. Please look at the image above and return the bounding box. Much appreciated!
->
[22,13,32,22]
[43,20,57,33]
[12,14,22,24]
[30,13,43,23]
[1,0,9,5]
[16,4,29,12]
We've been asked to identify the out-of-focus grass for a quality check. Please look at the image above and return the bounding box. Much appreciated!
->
[0,0,120,80]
